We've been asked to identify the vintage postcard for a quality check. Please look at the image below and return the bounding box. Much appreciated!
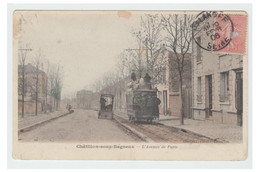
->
[12,10,248,161]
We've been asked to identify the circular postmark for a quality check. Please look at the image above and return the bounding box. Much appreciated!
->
[192,11,234,51]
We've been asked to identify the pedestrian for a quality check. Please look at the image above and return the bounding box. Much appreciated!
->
[68,104,72,112]
[100,97,106,110]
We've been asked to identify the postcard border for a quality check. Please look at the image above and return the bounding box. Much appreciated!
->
[7,3,252,169]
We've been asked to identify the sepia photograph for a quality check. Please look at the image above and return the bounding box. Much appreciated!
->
[12,10,248,161]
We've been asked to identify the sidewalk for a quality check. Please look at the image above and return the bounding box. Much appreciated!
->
[158,115,243,143]
[18,110,68,131]
[114,110,128,120]
[114,110,242,143]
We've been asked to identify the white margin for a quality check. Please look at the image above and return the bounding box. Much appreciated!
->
[7,3,252,169]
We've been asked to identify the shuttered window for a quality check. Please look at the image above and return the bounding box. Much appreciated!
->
[196,37,202,62]
[197,77,202,102]
[220,72,229,102]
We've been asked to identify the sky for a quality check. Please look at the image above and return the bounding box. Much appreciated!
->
[14,11,200,99]
[14,11,143,98]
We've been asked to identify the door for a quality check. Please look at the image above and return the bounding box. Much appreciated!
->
[205,75,213,118]
[163,90,168,115]
[235,71,243,126]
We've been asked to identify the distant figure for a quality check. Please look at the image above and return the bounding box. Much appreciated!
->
[100,97,106,110]
[105,104,113,111]
[144,73,151,83]
[153,97,161,117]
[66,104,72,113]
[131,72,137,81]
[68,104,72,112]
[155,97,161,106]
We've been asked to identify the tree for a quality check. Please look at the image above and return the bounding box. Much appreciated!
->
[53,65,63,110]
[46,64,63,112]
[133,14,167,85]
[41,59,50,113]
[161,14,194,125]
[30,49,44,116]
[18,43,32,118]
[48,65,55,112]
[117,50,138,79]
[91,79,103,93]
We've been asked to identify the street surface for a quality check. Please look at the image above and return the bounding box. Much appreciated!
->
[114,116,217,143]
[19,109,140,142]
[19,109,216,143]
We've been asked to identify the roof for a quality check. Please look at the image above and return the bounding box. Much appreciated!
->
[101,94,114,98]
[18,63,45,74]
[77,89,93,95]
[126,88,158,93]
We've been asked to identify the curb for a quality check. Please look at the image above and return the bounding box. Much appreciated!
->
[156,122,228,143]
[18,112,72,134]
[158,118,180,121]
[113,114,154,142]
[114,112,226,143]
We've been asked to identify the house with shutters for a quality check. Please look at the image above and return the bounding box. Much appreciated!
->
[191,38,244,126]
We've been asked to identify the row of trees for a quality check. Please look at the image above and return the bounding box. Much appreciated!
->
[91,13,194,124]
[18,45,63,118]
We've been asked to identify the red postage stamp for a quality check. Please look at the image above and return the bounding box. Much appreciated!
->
[192,11,247,55]
[216,15,247,54]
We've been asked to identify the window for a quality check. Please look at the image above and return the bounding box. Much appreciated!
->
[196,36,202,62]
[220,72,229,102]
[197,77,202,102]
[158,91,162,107]
[156,67,166,84]
[162,67,166,84]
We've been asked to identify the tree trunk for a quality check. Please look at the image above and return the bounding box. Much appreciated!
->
[179,73,184,125]
[22,96,24,118]
[50,95,52,112]
[35,73,39,115]
[45,81,47,113]
[45,94,47,113]
[56,100,60,110]
[35,92,38,115]
[45,77,48,113]
[53,98,56,112]
[21,71,25,118]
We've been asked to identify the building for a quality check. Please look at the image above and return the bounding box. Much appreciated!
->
[76,89,93,109]
[191,39,243,126]
[100,76,130,113]
[18,63,47,115]
[154,49,192,118]
[98,49,192,118]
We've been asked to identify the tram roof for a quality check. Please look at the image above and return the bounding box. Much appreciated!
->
[126,89,158,93]
[100,94,114,97]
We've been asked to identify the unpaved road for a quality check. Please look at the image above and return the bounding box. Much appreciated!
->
[114,116,218,143]
[19,109,217,143]
[18,109,141,142]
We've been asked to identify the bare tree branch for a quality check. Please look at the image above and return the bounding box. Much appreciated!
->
[161,13,194,125]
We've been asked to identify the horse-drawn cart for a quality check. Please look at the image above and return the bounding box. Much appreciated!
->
[98,94,114,120]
